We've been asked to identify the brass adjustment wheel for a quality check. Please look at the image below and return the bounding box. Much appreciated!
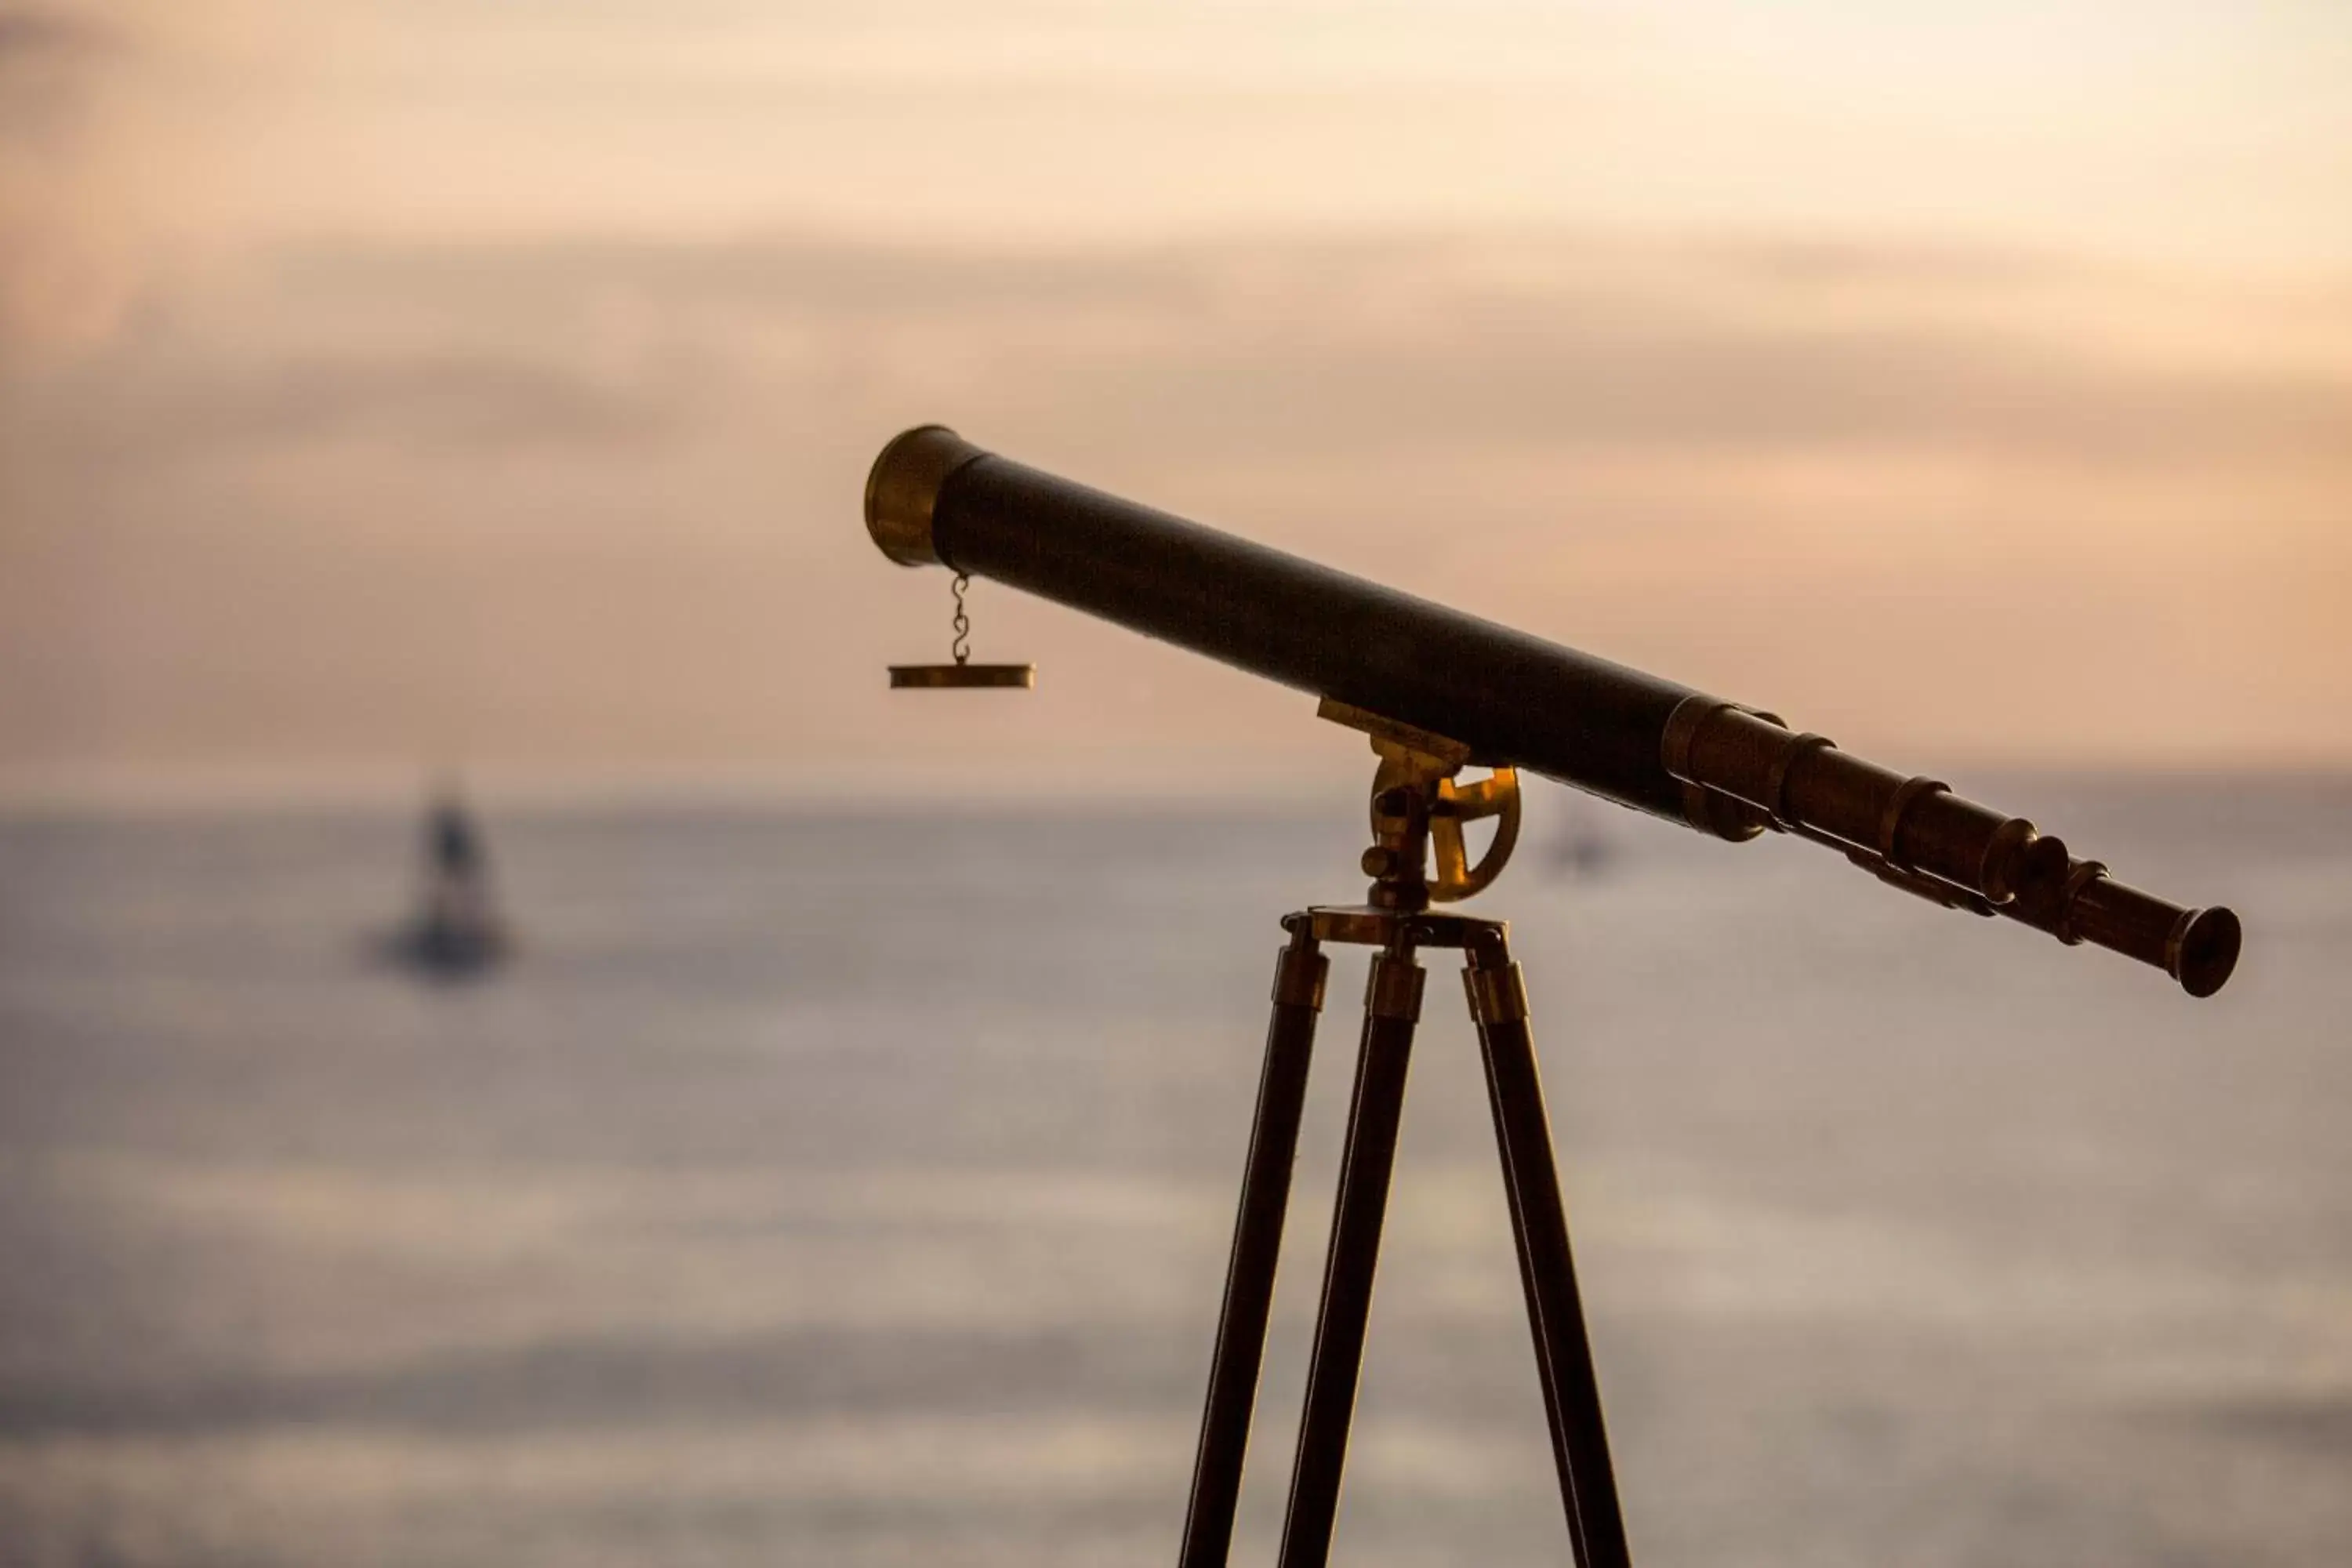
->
[1368,749,1523,904]
[1432,765,1522,902]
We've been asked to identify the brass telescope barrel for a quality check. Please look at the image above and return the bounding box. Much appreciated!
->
[865,426,2241,997]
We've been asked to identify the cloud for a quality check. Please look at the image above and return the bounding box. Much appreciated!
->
[87,351,693,456]
[0,5,119,151]
[0,5,134,347]
[0,5,114,61]
[183,230,2352,473]
[3,227,2347,779]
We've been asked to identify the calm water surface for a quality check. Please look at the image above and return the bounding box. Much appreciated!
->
[0,782,2346,1566]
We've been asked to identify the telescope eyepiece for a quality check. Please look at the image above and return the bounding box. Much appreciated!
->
[2171,906,2242,999]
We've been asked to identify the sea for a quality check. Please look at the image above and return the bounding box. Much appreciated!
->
[0,779,2345,1567]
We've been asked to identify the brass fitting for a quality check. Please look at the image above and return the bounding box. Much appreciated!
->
[865,424,986,567]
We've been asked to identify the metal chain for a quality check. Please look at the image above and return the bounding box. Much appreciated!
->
[949,573,972,665]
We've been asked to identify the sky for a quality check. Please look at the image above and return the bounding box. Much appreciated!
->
[3,0,2349,802]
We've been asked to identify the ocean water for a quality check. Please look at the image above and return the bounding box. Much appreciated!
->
[0,781,2346,1567]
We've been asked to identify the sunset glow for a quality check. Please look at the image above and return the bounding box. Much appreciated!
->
[5,0,2348,797]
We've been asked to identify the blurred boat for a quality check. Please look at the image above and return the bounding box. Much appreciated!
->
[383,789,510,978]
[1542,808,1617,883]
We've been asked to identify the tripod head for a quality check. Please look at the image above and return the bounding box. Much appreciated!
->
[1318,699,1522,911]
[869,425,2241,996]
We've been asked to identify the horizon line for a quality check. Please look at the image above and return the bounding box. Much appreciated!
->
[5,756,2348,820]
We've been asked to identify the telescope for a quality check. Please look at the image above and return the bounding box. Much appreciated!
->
[862,425,2243,1568]
[869,424,2238,997]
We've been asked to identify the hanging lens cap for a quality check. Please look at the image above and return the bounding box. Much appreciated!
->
[888,663,1036,689]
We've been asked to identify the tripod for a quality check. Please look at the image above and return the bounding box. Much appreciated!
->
[1175,706,1631,1568]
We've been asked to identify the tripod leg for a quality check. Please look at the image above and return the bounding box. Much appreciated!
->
[1276,946,1425,1568]
[1179,924,1330,1568]
[1465,930,1632,1568]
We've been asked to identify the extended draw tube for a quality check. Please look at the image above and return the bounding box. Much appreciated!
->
[1661,701,2241,997]
[866,426,2241,997]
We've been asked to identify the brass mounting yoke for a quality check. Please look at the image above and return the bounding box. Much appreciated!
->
[1319,699,1523,908]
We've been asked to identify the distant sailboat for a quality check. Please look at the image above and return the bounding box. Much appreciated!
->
[386,788,510,978]
[1542,804,1617,883]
